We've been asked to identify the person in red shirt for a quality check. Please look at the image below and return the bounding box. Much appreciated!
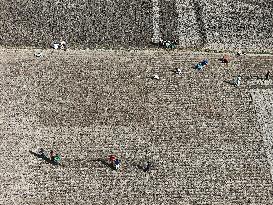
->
[109,155,116,163]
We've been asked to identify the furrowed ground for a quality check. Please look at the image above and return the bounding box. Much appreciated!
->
[0,0,272,51]
[0,48,272,204]
[0,0,153,49]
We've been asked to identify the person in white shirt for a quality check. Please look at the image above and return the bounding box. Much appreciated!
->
[53,43,59,49]
[60,41,67,50]
[175,68,182,75]
[152,74,159,80]
[234,76,241,86]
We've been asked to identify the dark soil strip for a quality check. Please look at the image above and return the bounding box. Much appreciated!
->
[159,0,178,41]
[193,0,207,47]
[0,0,153,49]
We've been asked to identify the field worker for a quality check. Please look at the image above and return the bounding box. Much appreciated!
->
[221,55,229,65]
[237,50,242,56]
[169,40,177,49]
[236,50,246,56]
[195,63,203,71]
[159,38,164,47]
[114,159,121,170]
[143,161,151,172]
[195,59,208,71]
[176,68,182,75]
[152,74,160,80]
[54,154,61,165]
[60,41,67,50]
[34,52,42,57]
[53,43,59,49]
[201,59,209,66]
[165,41,171,48]
[38,148,46,158]
[234,76,241,87]
[109,155,116,163]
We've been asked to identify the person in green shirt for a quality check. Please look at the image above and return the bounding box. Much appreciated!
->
[54,154,61,165]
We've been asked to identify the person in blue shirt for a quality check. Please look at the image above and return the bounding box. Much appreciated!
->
[195,59,208,71]
[114,159,121,170]
[201,59,208,66]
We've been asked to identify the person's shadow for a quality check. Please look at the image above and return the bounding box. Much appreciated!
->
[29,150,59,166]
[223,80,235,86]
[95,158,115,170]
[150,41,161,48]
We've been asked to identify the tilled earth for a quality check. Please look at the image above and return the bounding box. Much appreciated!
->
[0,0,153,49]
[0,0,272,51]
[0,48,273,204]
